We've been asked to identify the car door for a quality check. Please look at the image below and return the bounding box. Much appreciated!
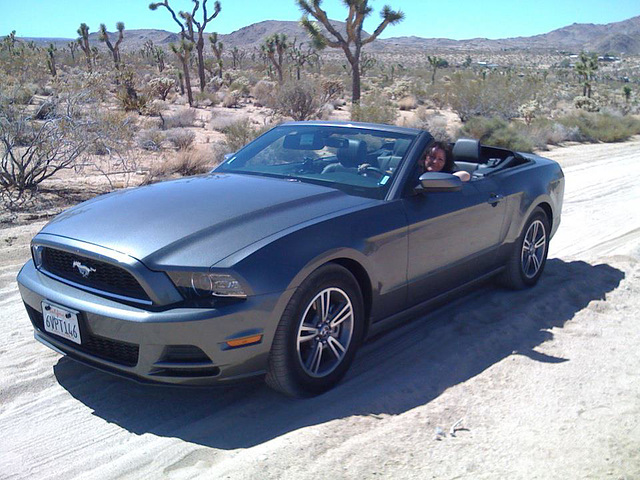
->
[401,176,506,306]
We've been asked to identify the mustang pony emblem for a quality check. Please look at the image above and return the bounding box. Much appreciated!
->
[72,260,96,278]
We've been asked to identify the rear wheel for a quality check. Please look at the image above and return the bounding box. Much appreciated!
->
[500,207,550,289]
[266,264,364,397]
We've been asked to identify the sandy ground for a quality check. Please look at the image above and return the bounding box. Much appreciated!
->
[1,138,639,479]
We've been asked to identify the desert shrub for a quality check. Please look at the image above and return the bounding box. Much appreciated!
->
[162,108,197,129]
[230,76,251,96]
[206,76,225,93]
[145,99,169,116]
[210,140,229,167]
[221,91,240,108]
[397,95,418,111]
[0,94,88,201]
[78,72,109,103]
[483,127,534,152]
[165,128,196,150]
[137,128,166,151]
[411,108,451,141]
[351,93,398,125]
[145,150,211,184]
[222,118,270,152]
[525,118,581,147]
[251,80,277,108]
[147,77,175,100]
[447,72,535,122]
[573,95,599,112]
[116,71,148,112]
[10,85,34,105]
[458,117,508,142]
[519,100,538,125]
[457,117,533,152]
[389,79,413,99]
[194,91,219,107]
[32,101,56,120]
[87,111,138,155]
[276,81,321,121]
[320,80,344,104]
[557,111,640,143]
[170,150,211,176]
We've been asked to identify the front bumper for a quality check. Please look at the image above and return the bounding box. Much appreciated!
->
[17,260,293,386]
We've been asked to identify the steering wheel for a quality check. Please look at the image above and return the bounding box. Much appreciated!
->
[358,166,387,179]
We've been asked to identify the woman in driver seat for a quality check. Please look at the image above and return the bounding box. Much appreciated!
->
[424,142,470,182]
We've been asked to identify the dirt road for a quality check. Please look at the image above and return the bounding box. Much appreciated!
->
[1,139,639,479]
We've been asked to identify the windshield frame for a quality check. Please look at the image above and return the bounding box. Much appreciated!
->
[214,124,418,200]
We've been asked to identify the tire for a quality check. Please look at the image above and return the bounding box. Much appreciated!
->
[499,207,550,289]
[265,264,364,397]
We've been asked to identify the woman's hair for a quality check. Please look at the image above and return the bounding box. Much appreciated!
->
[430,141,455,173]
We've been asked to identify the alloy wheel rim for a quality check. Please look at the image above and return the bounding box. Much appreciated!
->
[296,287,354,378]
[521,219,547,279]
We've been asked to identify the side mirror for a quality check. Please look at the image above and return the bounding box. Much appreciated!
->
[415,172,463,193]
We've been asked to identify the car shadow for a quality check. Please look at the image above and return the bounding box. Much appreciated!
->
[53,258,624,449]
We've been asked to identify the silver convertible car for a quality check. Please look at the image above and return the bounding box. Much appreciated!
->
[17,121,564,397]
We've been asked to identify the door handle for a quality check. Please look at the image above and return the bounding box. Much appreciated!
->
[488,193,503,206]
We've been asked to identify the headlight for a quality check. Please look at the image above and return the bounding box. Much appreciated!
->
[31,244,44,268]
[167,271,247,300]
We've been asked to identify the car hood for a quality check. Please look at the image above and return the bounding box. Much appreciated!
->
[40,173,372,268]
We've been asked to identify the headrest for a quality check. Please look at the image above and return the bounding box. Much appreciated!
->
[452,138,481,162]
[337,139,367,167]
[392,138,412,156]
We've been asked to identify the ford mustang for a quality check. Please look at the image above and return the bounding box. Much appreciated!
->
[17,121,564,397]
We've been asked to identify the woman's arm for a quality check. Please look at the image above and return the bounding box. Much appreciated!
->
[453,170,470,182]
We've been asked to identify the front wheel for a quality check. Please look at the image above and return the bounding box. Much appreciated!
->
[266,264,364,397]
[499,207,550,289]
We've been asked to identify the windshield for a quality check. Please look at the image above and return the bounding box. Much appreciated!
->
[215,124,416,199]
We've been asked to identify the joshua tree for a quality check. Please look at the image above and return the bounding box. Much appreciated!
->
[149,0,221,93]
[76,23,92,72]
[230,46,245,69]
[46,43,57,77]
[142,39,155,58]
[427,55,448,84]
[297,0,403,105]
[170,39,194,106]
[262,34,289,83]
[575,52,598,98]
[288,38,318,81]
[359,52,376,77]
[153,46,165,72]
[0,31,17,53]
[99,22,125,70]
[67,41,78,61]
[209,32,223,78]
[91,46,100,67]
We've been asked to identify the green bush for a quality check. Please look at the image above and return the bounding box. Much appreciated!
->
[222,118,270,152]
[457,117,533,152]
[162,108,197,129]
[558,112,640,143]
[165,128,196,150]
[276,81,321,121]
[446,72,536,122]
[351,93,397,125]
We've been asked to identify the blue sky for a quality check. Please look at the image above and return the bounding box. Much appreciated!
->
[1,0,639,40]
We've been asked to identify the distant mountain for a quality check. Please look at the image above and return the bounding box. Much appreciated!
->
[16,15,640,54]
[376,15,640,53]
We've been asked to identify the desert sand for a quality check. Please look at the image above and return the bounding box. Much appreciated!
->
[1,138,639,479]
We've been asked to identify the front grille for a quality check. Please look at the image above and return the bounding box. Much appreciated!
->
[25,303,139,367]
[41,247,150,302]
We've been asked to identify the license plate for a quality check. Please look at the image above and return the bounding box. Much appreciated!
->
[41,301,81,345]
